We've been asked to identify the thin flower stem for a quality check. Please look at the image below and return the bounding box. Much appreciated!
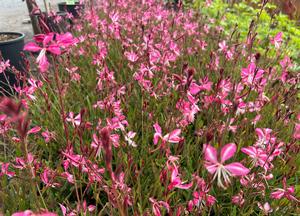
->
[54,59,70,148]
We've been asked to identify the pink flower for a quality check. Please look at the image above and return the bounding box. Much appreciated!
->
[258,202,273,215]
[12,210,33,216]
[27,126,41,135]
[149,49,161,65]
[189,78,212,95]
[24,33,61,72]
[56,32,76,49]
[293,123,300,140]
[232,191,244,207]
[66,112,81,127]
[241,146,270,170]
[254,128,276,148]
[241,63,265,87]
[206,0,212,7]
[12,210,57,216]
[0,163,15,177]
[124,50,138,62]
[149,198,169,216]
[61,171,75,184]
[270,178,299,202]
[270,32,283,49]
[41,130,55,143]
[40,168,60,188]
[168,164,192,190]
[124,131,137,147]
[0,60,10,73]
[203,143,250,188]
[188,177,215,211]
[153,123,183,145]
[218,40,228,52]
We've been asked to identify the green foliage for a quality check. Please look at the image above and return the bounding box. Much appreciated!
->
[192,0,300,64]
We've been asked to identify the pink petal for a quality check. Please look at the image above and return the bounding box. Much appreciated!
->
[275,32,283,41]
[42,33,54,47]
[152,205,161,216]
[12,211,33,216]
[270,190,285,199]
[47,45,61,55]
[203,144,218,163]
[28,126,41,135]
[171,167,178,182]
[24,42,42,52]
[176,181,193,189]
[37,53,49,72]
[241,146,256,157]
[189,82,202,95]
[224,162,250,176]
[169,129,181,138]
[88,205,96,212]
[263,202,271,212]
[166,129,182,143]
[287,186,295,194]
[33,34,46,43]
[255,128,264,139]
[158,201,170,212]
[220,143,236,163]
[153,133,161,145]
[153,123,162,134]
[248,62,256,73]
[204,163,218,174]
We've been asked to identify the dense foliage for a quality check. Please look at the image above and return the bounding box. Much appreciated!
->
[0,0,299,215]
[193,0,300,66]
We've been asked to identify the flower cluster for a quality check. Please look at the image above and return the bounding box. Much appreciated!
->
[0,0,299,215]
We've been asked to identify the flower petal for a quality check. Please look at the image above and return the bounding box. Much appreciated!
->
[224,162,249,176]
[220,143,236,163]
[241,146,256,157]
[23,42,42,52]
[176,181,193,190]
[204,163,218,174]
[153,123,162,134]
[203,144,218,163]
[47,45,61,55]
[270,190,285,200]
[165,129,182,143]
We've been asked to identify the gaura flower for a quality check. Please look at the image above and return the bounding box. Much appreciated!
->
[24,32,75,72]
[66,112,81,127]
[241,63,265,87]
[24,33,61,72]
[124,131,137,147]
[12,210,57,216]
[168,164,193,190]
[270,178,299,202]
[153,123,183,145]
[241,146,270,171]
[257,202,273,215]
[149,198,169,216]
[270,32,283,49]
[203,143,250,189]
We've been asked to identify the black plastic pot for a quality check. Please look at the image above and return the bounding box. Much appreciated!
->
[0,32,25,95]
[58,2,84,18]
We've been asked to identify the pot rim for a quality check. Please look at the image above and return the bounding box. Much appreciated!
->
[0,32,25,46]
[58,2,83,6]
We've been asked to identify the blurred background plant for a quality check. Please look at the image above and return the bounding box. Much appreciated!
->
[190,0,300,68]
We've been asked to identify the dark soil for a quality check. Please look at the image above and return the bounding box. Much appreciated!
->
[0,33,19,42]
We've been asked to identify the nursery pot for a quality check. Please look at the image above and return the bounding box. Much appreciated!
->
[58,2,84,18]
[0,32,25,95]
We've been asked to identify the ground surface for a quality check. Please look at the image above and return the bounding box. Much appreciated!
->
[0,0,61,41]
